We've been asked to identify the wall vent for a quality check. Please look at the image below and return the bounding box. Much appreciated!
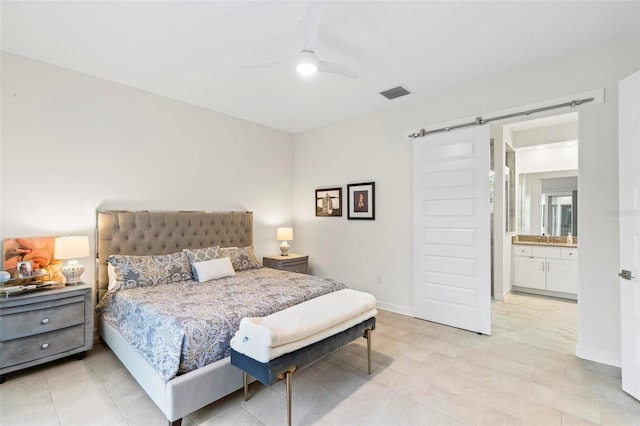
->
[379,85,412,100]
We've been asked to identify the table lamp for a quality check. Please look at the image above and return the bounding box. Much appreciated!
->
[277,227,293,256]
[54,236,90,285]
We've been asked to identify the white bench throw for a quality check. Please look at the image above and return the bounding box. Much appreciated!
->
[230,289,377,363]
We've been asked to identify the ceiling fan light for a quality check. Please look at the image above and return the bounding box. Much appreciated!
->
[296,62,318,75]
[296,50,318,75]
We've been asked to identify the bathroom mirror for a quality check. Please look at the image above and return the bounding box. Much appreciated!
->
[541,190,577,236]
[517,171,577,236]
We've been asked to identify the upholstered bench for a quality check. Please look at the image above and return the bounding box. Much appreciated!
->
[229,289,377,425]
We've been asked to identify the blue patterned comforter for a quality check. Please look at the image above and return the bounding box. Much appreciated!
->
[96,268,346,381]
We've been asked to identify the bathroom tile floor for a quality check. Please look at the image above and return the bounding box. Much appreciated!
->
[1,292,638,425]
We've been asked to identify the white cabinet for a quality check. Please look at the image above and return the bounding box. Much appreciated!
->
[547,259,578,293]
[514,256,546,289]
[512,245,578,299]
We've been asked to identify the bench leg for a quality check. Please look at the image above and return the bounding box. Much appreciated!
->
[286,370,293,426]
[244,371,253,401]
[365,328,373,375]
[277,367,296,426]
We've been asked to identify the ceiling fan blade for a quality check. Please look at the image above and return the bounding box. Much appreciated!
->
[318,60,358,79]
[301,2,321,52]
[244,56,295,69]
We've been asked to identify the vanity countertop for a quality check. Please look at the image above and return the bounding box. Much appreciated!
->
[512,235,577,248]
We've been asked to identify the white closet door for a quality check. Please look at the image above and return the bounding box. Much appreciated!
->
[413,126,491,335]
[619,70,640,401]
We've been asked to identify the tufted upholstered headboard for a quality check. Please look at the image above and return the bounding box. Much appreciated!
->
[96,210,253,300]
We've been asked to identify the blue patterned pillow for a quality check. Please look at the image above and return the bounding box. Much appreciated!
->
[183,246,221,280]
[107,252,192,290]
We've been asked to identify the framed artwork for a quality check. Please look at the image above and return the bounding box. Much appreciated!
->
[315,187,342,217]
[347,182,375,220]
[3,236,63,282]
[17,260,32,278]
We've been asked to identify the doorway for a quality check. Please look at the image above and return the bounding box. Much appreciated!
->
[492,111,580,312]
[412,92,596,339]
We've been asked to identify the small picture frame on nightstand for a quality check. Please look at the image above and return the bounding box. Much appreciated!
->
[17,261,32,278]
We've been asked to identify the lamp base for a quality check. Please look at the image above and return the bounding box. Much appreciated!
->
[62,260,85,286]
[279,241,290,256]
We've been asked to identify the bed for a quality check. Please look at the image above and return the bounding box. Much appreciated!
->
[95,210,347,425]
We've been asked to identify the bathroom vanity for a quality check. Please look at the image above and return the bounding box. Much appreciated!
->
[512,235,578,300]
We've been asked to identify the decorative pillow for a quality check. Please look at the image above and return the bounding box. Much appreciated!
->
[107,252,192,290]
[183,245,221,280]
[107,263,117,291]
[219,246,262,271]
[193,257,236,282]
[183,245,221,263]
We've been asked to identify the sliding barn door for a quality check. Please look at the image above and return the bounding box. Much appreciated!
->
[413,126,491,335]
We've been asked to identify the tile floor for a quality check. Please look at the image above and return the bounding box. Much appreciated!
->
[1,293,638,425]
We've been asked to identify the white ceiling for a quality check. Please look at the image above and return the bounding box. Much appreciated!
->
[2,1,638,134]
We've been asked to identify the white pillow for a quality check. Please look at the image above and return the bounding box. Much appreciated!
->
[107,263,117,291]
[193,257,236,283]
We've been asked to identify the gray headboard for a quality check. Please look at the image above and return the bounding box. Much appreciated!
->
[96,210,253,300]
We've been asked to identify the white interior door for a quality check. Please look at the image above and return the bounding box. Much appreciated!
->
[413,126,491,335]
[619,70,640,401]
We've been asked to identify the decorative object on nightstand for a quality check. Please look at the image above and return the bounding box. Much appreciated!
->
[263,254,309,274]
[54,236,89,285]
[277,227,293,256]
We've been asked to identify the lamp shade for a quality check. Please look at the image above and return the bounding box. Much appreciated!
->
[54,236,90,260]
[277,227,293,241]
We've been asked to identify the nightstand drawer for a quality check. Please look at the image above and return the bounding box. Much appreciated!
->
[0,324,85,368]
[0,301,84,341]
[282,261,308,274]
[263,254,309,274]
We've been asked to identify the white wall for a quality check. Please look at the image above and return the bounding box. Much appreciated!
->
[517,144,578,174]
[293,37,639,366]
[493,125,514,301]
[1,53,295,302]
[512,122,578,148]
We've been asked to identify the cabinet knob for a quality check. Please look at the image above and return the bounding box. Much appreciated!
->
[41,343,49,350]
[41,318,49,324]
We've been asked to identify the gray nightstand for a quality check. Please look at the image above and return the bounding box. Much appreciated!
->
[263,254,309,274]
[0,284,94,383]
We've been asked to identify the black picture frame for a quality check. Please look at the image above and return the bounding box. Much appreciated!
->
[315,187,343,217]
[347,182,375,220]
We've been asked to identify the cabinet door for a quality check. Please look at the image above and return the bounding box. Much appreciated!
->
[514,257,546,290]
[546,259,578,294]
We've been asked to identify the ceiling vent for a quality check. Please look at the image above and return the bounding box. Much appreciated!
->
[379,85,412,100]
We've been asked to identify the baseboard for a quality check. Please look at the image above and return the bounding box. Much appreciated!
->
[576,343,621,368]
[493,286,512,301]
[376,300,413,317]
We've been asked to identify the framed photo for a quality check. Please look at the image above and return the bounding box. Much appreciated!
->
[315,187,342,217]
[347,182,375,220]
[3,236,62,283]
[17,260,32,278]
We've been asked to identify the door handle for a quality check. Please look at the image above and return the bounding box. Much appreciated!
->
[619,270,635,280]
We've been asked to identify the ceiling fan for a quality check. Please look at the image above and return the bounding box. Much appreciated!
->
[248,2,358,79]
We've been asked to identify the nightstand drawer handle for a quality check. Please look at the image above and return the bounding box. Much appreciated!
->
[41,343,49,350]
[41,318,49,324]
